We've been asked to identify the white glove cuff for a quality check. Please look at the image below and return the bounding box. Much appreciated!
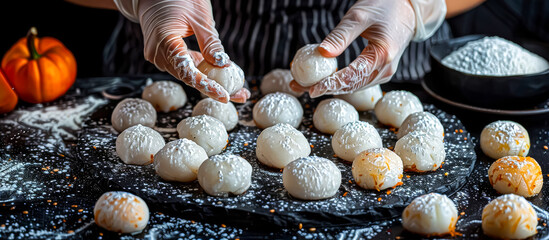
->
[113,0,141,23]
[409,0,447,42]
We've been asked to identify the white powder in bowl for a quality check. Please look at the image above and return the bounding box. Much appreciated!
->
[442,36,549,76]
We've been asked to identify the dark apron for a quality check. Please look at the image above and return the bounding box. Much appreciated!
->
[103,0,452,83]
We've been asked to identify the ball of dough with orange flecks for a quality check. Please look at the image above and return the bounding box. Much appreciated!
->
[352,148,403,191]
[480,120,530,159]
[402,193,459,237]
[488,156,543,197]
[482,194,538,239]
[94,191,149,233]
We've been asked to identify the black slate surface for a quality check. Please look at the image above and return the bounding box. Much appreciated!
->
[0,76,548,239]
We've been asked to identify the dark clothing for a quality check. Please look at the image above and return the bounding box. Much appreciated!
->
[103,0,452,83]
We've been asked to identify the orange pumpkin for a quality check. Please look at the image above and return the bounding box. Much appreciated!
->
[1,27,76,103]
[0,69,17,114]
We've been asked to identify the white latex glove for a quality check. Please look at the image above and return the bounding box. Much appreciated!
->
[291,0,446,97]
[113,0,250,103]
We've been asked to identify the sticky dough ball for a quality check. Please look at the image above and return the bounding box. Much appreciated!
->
[482,194,538,239]
[335,85,383,111]
[395,131,446,172]
[374,90,423,128]
[402,193,458,237]
[260,69,302,97]
[197,154,252,197]
[111,98,157,132]
[253,92,303,129]
[197,60,245,95]
[397,111,444,140]
[256,123,311,169]
[480,120,530,160]
[94,191,149,233]
[352,148,403,191]
[313,98,359,134]
[332,121,382,162]
[141,81,187,113]
[116,124,165,165]
[488,156,543,197]
[283,156,341,200]
[177,115,228,156]
[153,139,208,182]
[192,98,238,131]
[290,44,338,87]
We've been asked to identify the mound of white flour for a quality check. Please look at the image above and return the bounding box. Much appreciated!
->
[442,36,549,76]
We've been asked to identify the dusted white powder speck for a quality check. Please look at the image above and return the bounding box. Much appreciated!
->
[442,36,549,76]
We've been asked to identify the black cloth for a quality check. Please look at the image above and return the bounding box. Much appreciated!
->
[103,0,452,83]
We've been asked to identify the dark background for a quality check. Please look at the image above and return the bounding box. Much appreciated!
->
[1,0,119,78]
[2,0,548,79]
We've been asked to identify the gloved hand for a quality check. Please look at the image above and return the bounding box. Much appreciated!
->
[113,0,250,103]
[291,0,446,97]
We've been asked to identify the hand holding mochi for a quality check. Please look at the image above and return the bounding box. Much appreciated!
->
[352,148,403,191]
[111,98,157,132]
[397,111,444,140]
[154,139,208,182]
[197,154,252,197]
[283,156,341,200]
[192,98,238,131]
[290,44,338,87]
[374,90,423,128]
[402,193,458,237]
[313,98,359,134]
[253,92,303,129]
[94,191,149,233]
[256,123,311,169]
[141,81,187,113]
[177,115,228,156]
[395,131,446,172]
[335,85,383,111]
[332,121,382,162]
[116,124,165,165]
[260,69,302,97]
[488,156,543,197]
[480,120,530,159]
[197,60,245,95]
[482,194,538,239]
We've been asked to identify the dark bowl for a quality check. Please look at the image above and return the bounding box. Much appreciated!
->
[429,35,549,109]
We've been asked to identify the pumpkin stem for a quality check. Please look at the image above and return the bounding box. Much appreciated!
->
[27,27,40,60]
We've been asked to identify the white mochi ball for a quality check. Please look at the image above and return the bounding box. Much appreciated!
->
[197,154,252,197]
[192,98,238,131]
[177,115,228,156]
[260,69,302,97]
[394,131,446,172]
[335,85,383,111]
[290,44,338,87]
[256,123,311,169]
[283,156,341,200]
[397,111,444,140]
[480,120,530,160]
[253,92,303,129]
[402,193,458,236]
[374,90,423,128]
[197,60,245,95]
[488,156,543,197]
[482,194,538,239]
[116,124,165,165]
[313,98,359,134]
[111,98,157,132]
[153,138,208,182]
[94,191,149,233]
[352,148,403,191]
[332,121,383,162]
[141,81,187,113]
